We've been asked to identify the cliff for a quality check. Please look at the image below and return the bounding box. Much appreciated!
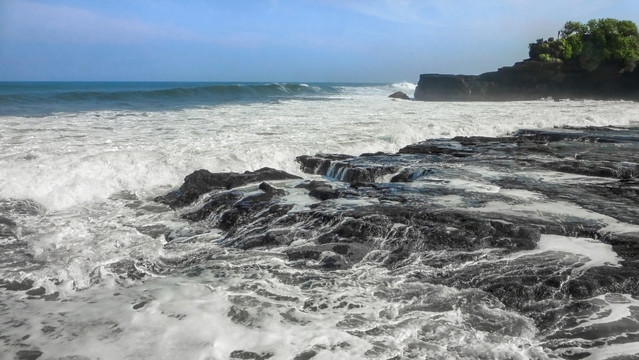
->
[414,60,639,101]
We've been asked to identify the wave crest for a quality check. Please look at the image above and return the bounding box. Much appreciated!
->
[390,82,417,90]
[0,82,345,115]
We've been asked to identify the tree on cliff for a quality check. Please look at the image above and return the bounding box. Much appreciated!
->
[529,18,639,72]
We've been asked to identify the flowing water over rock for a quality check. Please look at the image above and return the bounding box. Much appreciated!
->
[175,125,639,359]
[7,125,633,359]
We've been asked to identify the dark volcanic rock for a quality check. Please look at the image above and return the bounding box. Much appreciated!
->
[287,126,639,313]
[296,153,400,184]
[16,350,43,360]
[388,91,410,100]
[296,154,353,176]
[1,278,34,291]
[415,60,639,101]
[0,215,17,235]
[295,180,340,200]
[182,181,291,237]
[151,125,639,358]
[157,126,639,343]
[155,167,301,208]
[413,74,476,101]
[229,350,273,360]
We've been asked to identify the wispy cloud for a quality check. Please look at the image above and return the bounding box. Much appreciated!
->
[1,0,203,44]
[319,0,622,29]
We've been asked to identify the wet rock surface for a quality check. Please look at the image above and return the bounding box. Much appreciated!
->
[155,167,302,209]
[157,125,639,353]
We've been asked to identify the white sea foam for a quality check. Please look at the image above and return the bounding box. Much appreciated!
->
[569,293,637,330]
[390,82,417,92]
[472,199,639,236]
[505,234,622,274]
[548,293,639,359]
[0,254,547,359]
[2,97,638,211]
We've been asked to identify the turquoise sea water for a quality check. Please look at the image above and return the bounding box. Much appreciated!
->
[0,81,381,116]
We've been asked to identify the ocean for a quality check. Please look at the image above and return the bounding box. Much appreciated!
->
[1,81,639,359]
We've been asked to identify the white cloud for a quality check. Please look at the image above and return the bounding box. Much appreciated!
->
[0,0,204,44]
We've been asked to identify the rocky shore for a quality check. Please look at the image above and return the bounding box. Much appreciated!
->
[150,126,639,357]
[154,125,639,342]
[414,60,639,101]
[5,125,639,357]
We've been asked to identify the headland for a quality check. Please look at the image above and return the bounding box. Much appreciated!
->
[415,18,639,101]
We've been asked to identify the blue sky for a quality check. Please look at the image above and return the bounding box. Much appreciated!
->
[1,0,638,82]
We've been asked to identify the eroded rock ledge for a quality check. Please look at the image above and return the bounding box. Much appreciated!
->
[155,167,302,208]
[154,125,639,338]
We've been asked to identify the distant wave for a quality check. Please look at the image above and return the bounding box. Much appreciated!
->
[0,82,350,116]
[1,83,331,103]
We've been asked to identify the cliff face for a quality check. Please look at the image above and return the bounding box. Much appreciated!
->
[414,60,639,101]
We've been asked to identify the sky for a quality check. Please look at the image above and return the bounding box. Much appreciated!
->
[1,0,638,82]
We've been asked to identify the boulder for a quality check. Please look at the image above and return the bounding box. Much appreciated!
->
[388,91,410,100]
[155,167,301,208]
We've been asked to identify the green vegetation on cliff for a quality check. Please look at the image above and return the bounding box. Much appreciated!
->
[529,18,639,72]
